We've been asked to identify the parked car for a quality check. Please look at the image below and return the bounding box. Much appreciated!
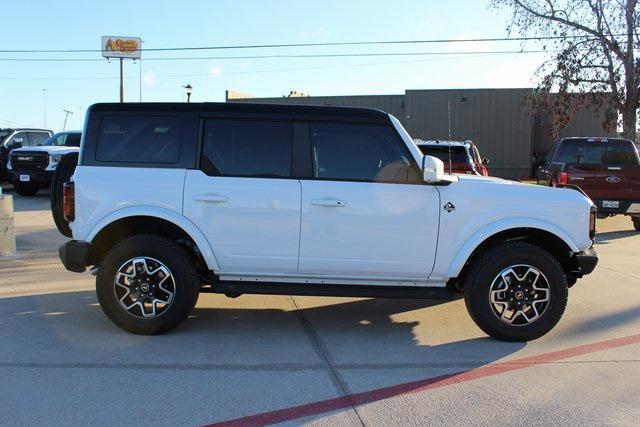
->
[414,139,489,175]
[58,102,597,341]
[7,131,81,196]
[543,137,640,231]
[0,128,53,182]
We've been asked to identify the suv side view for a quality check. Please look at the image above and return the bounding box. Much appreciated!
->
[59,103,598,341]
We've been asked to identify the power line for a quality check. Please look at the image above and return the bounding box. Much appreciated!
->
[0,49,549,63]
[0,53,502,81]
[0,34,623,54]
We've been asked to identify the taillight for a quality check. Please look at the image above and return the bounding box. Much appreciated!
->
[63,181,75,222]
[558,171,569,185]
[589,206,597,240]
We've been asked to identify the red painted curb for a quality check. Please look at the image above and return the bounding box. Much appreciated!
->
[206,333,640,426]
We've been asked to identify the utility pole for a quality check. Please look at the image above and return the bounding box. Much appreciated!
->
[62,110,74,130]
[120,58,124,103]
[42,88,47,128]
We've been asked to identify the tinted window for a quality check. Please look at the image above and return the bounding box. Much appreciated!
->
[418,145,471,164]
[311,123,417,183]
[556,140,640,166]
[96,116,181,163]
[28,132,50,145]
[202,119,292,178]
[46,132,81,147]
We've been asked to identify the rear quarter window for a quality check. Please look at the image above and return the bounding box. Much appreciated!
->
[96,116,181,163]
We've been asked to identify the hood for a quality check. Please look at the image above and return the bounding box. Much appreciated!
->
[11,146,79,155]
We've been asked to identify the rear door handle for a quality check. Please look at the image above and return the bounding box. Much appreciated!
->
[311,199,346,207]
[194,194,228,203]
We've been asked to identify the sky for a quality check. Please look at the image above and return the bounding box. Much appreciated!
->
[0,0,551,132]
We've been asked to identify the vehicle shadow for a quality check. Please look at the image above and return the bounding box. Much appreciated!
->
[562,305,640,337]
[0,291,524,376]
[3,187,52,213]
[596,230,638,243]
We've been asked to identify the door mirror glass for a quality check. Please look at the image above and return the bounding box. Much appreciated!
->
[423,155,455,183]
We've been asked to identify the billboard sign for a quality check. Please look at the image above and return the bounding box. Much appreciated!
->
[101,36,141,59]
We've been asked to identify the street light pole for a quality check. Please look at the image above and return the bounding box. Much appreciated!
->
[42,88,47,128]
[62,110,74,130]
[183,84,193,103]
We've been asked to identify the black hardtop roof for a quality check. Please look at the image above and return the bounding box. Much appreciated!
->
[560,136,632,143]
[88,102,390,122]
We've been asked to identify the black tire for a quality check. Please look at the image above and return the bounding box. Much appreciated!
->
[14,182,39,196]
[464,242,568,341]
[96,235,199,334]
[50,153,78,237]
[632,216,640,232]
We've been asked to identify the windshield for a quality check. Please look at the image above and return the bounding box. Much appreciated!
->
[556,140,640,166]
[43,132,81,147]
[418,145,471,164]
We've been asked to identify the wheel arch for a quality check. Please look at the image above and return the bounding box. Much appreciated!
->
[86,207,220,273]
[447,220,579,285]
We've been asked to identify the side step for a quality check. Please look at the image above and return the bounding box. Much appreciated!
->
[201,281,455,300]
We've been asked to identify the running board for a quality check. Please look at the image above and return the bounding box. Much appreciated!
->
[201,282,455,300]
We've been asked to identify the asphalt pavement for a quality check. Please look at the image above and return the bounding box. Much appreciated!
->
[0,188,638,426]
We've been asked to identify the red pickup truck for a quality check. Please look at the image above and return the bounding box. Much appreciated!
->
[544,137,640,231]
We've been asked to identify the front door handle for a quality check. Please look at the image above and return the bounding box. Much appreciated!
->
[311,199,347,207]
[194,194,228,203]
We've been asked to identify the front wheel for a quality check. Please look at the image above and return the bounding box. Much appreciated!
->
[464,242,568,341]
[96,235,199,334]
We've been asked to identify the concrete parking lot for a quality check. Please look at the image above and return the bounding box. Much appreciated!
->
[1,187,639,426]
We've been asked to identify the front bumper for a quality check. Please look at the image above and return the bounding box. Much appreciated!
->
[9,170,54,187]
[572,246,599,276]
[59,240,91,273]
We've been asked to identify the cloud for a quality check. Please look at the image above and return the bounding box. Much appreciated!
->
[142,72,156,85]
[210,66,223,76]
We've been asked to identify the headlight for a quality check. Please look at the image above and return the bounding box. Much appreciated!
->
[50,154,62,164]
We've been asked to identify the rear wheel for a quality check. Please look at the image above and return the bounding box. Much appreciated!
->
[14,182,38,196]
[50,153,79,237]
[632,216,640,232]
[96,235,199,334]
[464,242,568,341]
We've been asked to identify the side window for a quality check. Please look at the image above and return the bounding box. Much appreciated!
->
[202,119,293,178]
[66,133,81,146]
[310,123,418,183]
[96,116,181,163]
[29,132,50,146]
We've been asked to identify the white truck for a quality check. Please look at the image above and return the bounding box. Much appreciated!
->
[7,131,81,196]
[58,103,598,341]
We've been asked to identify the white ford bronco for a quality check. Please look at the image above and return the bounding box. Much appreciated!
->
[58,103,598,341]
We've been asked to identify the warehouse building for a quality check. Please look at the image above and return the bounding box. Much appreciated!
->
[226,88,609,178]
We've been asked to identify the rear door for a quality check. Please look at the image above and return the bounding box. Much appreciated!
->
[183,118,301,275]
[298,122,440,280]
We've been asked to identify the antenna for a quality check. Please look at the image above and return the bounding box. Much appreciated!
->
[447,100,452,175]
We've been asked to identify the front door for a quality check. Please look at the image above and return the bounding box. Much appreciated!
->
[183,118,301,275]
[298,122,440,279]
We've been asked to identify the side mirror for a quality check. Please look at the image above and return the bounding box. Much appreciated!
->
[482,157,490,165]
[422,155,456,183]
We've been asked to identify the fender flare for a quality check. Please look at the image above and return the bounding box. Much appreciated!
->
[86,206,220,272]
[446,217,580,279]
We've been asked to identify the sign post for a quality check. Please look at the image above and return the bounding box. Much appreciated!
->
[101,36,142,103]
